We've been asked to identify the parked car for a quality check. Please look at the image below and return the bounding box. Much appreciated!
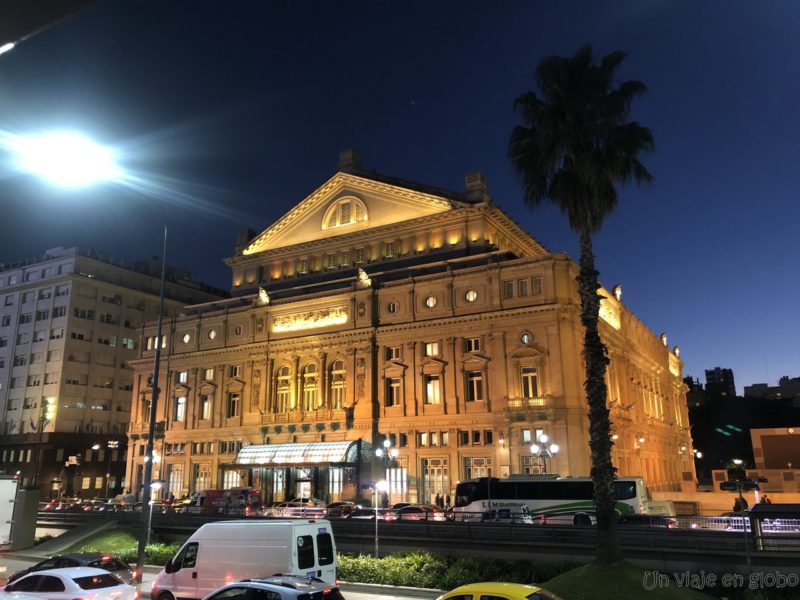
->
[202,575,345,600]
[326,501,359,519]
[346,508,397,521]
[617,514,678,529]
[6,554,134,585]
[277,498,327,518]
[435,582,563,600]
[395,504,446,521]
[1,567,136,600]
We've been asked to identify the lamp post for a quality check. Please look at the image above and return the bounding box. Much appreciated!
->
[32,397,57,491]
[373,479,388,558]
[375,439,399,504]
[106,440,119,498]
[530,433,559,474]
[6,131,164,583]
[147,480,164,547]
[134,223,167,582]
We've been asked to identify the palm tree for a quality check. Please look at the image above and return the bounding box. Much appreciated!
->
[508,44,654,565]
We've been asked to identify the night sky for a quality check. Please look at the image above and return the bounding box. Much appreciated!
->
[0,1,798,393]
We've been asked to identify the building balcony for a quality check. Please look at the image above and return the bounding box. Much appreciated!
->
[506,395,551,409]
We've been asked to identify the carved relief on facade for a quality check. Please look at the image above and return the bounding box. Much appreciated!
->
[272,305,348,333]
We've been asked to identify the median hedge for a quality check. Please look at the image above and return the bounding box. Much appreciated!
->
[80,541,180,566]
[337,552,581,589]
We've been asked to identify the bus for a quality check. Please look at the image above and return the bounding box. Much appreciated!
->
[451,475,666,525]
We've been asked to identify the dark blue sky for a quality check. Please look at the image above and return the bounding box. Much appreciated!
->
[0,1,798,393]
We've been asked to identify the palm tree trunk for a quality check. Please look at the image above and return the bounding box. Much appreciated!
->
[577,229,623,566]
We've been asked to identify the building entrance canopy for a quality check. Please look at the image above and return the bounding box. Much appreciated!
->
[233,440,362,467]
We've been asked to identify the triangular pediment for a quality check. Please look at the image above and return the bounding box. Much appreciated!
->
[242,172,457,255]
[226,378,245,391]
[198,381,217,394]
[463,353,491,368]
[382,360,408,377]
[510,345,547,360]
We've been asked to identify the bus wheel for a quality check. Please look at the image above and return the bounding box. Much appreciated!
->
[573,514,591,526]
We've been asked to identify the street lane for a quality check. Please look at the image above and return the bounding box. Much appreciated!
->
[0,556,436,600]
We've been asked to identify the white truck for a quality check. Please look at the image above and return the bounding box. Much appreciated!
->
[0,476,20,548]
[151,519,337,600]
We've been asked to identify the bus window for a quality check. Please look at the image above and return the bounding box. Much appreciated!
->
[614,481,636,500]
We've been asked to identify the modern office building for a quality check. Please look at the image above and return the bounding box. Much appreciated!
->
[0,247,226,498]
[125,150,695,505]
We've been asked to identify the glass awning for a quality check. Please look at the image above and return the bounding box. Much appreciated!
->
[233,440,361,466]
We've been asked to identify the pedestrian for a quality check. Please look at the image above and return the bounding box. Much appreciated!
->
[435,493,441,508]
[764,494,772,504]
[445,494,451,509]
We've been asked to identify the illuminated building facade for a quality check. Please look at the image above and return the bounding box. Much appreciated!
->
[125,150,694,503]
[0,247,226,497]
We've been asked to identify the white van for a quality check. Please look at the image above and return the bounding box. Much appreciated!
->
[151,519,337,600]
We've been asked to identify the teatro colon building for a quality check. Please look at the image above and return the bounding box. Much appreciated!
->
[125,150,695,505]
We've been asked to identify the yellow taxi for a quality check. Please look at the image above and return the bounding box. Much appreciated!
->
[436,582,564,600]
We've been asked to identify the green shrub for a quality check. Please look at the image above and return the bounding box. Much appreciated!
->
[337,551,581,589]
[80,542,180,565]
[34,534,55,545]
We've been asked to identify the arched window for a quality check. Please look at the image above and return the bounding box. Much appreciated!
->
[330,360,346,409]
[275,366,291,413]
[302,363,318,411]
[321,197,368,230]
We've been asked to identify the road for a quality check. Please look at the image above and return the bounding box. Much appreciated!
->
[0,555,437,600]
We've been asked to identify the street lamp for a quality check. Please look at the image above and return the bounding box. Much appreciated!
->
[32,397,57,491]
[9,132,121,187]
[7,132,165,583]
[375,439,399,504]
[106,440,119,497]
[373,480,388,558]
[530,433,559,474]
[146,480,164,547]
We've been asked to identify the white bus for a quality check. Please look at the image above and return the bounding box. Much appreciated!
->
[452,475,667,525]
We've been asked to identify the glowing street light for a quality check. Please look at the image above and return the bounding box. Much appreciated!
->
[530,433,559,474]
[375,438,400,505]
[0,42,15,56]
[9,132,121,187]
[374,479,389,558]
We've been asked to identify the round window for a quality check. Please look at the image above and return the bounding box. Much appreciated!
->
[425,295,437,308]
[208,329,217,340]
[387,302,399,314]
[465,290,478,303]
[234,325,243,336]
[521,333,531,344]
[182,333,191,344]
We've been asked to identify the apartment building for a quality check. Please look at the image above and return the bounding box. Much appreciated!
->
[0,247,226,498]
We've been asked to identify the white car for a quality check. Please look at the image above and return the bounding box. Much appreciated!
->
[1,567,137,600]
